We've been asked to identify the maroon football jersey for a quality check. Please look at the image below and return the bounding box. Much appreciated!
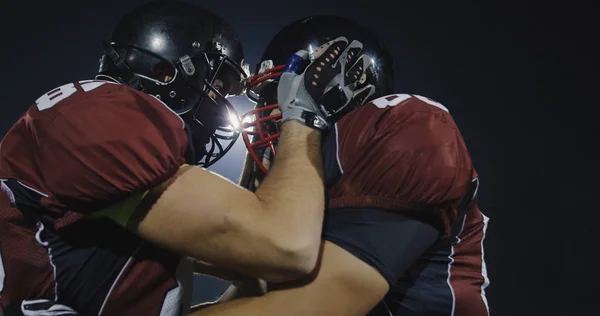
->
[329,93,476,235]
[325,94,490,315]
[0,80,193,315]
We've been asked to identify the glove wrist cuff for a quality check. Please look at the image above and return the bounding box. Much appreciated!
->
[281,108,328,130]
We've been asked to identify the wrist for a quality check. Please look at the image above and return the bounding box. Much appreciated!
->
[279,120,322,155]
[281,108,328,130]
[279,119,321,138]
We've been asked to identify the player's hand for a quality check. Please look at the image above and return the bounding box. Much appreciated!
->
[277,37,375,130]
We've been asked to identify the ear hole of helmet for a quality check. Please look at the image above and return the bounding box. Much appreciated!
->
[153,62,177,83]
[113,45,178,85]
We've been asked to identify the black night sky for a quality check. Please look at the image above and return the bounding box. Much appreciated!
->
[0,0,595,315]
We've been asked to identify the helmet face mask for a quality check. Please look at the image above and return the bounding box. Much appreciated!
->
[168,45,249,167]
[240,15,395,181]
[241,81,281,176]
[97,1,250,167]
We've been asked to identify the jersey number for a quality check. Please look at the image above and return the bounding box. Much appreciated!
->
[372,94,448,112]
[35,80,110,111]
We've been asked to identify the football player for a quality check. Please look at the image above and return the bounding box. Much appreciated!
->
[0,2,371,315]
[192,16,491,316]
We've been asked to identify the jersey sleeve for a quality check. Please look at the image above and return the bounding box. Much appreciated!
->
[36,84,189,229]
[327,95,475,235]
[322,206,439,286]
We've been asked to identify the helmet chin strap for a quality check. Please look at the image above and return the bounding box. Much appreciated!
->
[263,146,273,162]
[255,147,273,189]
[183,122,200,165]
[240,146,273,192]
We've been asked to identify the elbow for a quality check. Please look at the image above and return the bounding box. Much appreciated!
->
[262,236,321,283]
[280,243,320,281]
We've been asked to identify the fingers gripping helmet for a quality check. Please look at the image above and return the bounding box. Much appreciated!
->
[241,15,395,174]
[97,0,250,167]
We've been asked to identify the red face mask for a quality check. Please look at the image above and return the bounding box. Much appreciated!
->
[240,63,285,174]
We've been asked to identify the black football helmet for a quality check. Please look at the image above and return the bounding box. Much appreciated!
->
[241,15,395,175]
[97,0,250,167]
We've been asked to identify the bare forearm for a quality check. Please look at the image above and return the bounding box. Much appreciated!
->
[254,121,325,264]
[189,290,339,316]
[135,123,324,282]
[189,295,277,316]
[185,122,324,282]
[188,285,247,314]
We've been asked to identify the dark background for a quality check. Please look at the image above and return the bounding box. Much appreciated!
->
[0,0,595,315]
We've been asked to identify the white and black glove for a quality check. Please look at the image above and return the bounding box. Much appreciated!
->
[277,37,376,130]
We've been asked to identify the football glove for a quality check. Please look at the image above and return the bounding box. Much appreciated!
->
[277,37,375,130]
